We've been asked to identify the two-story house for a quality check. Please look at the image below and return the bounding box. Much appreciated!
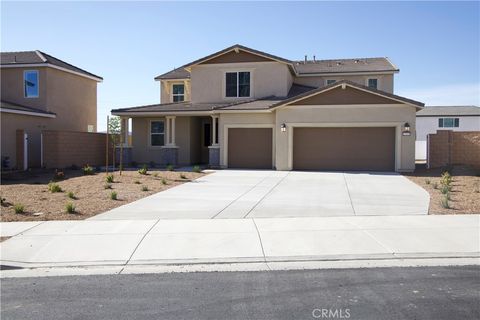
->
[112,44,423,172]
[415,106,480,161]
[1,51,103,169]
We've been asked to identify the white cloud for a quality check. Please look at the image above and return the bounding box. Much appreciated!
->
[397,83,480,106]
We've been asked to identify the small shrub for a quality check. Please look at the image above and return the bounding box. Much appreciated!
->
[440,196,450,209]
[83,165,94,175]
[67,191,76,199]
[153,173,159,178]
[440,171,452,186]
[138,164,148,175]
[440,184,452,194]
[134,180,141,184]
[192,165,201,173]
[474,182,480,193]
[0,196,5,205]
[53,169,65,181]
[104,183,112,189]
[161,178,167,185]
[106,174,114,183]
[166,164,174,171]
[110,191,118,200]
[432,182,438,189]
[65,202,76,214]
[13,203,25,214]
[141,185,149,192]
[425,179,431,185]
[48,182,62,193]
[180,173,187,179]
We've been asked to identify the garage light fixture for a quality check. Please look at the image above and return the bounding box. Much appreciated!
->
[281,123,287,132]
[402,122,411,136]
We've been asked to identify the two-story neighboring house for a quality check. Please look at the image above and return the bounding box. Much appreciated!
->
[415,106,480,161]
[112,44,423,172]
[1,51,103,169]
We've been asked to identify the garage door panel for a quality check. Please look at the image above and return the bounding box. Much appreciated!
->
[293,127,395,171]
[228,128,273,169]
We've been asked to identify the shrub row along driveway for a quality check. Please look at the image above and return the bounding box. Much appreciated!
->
[92,170,429,220]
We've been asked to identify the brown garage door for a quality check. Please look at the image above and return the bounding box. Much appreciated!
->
[293,127,395,171]
[228,128,273,169]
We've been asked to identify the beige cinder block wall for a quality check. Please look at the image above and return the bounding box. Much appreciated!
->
[294,74,394,93]
[0,112,53,168]
[274,104,416,172]
[131,116,193,166]
[191,62,292,103]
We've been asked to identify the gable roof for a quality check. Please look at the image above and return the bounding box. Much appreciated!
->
[417,106,480,117]
[1,100,56,118]
[154,44,399,81]
[1,50,103,81]
[270,80,424,110]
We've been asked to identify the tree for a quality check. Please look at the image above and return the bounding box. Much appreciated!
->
[108,116,122,170]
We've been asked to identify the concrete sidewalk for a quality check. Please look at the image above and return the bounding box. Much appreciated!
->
[1,215,478,269]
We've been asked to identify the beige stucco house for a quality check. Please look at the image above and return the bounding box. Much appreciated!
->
[1,51,103,169]
[112,44,423,172]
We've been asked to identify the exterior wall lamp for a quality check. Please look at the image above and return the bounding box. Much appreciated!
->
[280,123,287,132]
[402,122,411,136]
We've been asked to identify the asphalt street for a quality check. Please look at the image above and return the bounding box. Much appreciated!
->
[1,266,479,320]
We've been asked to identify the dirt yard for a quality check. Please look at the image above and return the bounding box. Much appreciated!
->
[0,169,205,221]
[404,166,480,214]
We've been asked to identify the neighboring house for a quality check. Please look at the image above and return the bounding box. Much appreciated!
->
[112,44,423,172]
[415,106,480,161]
[1,51,103,169]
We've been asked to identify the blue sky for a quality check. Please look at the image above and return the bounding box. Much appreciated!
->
[2,1,479,131]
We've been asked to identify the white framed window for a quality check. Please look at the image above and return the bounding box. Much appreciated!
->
[24,70,39,98]
[367,78,378,89]
[172,84,185,102]
[150,120,165,146]
[225,71,251,98]
[439,118,459,128]
[326,79,336,85]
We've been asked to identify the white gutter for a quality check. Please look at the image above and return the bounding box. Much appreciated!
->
[0,107,57,118]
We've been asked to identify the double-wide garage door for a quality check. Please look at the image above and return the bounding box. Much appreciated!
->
[228,128,273,169]
[293,127,395,171]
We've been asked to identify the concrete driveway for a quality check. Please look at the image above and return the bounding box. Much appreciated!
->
[92,170,429,220]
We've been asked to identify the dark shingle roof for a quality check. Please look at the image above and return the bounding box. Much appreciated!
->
[294,57,398,75]
[1,100,56,116]
[154,67,191,80]
[1,50,103,80]
[417,106,480,117]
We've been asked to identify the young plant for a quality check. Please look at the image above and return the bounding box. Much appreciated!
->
[192,165,201,173]
[82,165,95,175]
[153,173,159,178]
[48,182,62,193]
[110,191,118,200]
[65,202,76,214]
[134,180,141,184]
[141,185,149,192]
[106,174,114,183]
[138,164,148,175]
[67,191,76,199]
[425,179,431,185]
[13,203,25,214]
[166,164,174,171]
[440,184,451,195]
[161,178,167,185]
[440,195,450,209]
[474,182,480,193]
[104,183,112,189]
[53,169,65,181]
[432,182,438,189]
[180,173,187,180]
[440,171,452,186]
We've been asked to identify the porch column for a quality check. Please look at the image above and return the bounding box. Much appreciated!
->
[211,115,219,146]
[121,117,129,147]
[165,116,176,146]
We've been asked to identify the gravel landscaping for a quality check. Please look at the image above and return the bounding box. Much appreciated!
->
[404,166,480,214]
[0,168,205,222]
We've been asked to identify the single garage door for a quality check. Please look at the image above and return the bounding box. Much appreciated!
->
[293,127,395,171]
[228,128,273,169]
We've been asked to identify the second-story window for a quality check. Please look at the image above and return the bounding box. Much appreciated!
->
[439,118,459,128]
[326,79,336,85]
[226,71,250,98]
[24,70,39,98]
[172,84,185,102]
[367,78,378,89]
